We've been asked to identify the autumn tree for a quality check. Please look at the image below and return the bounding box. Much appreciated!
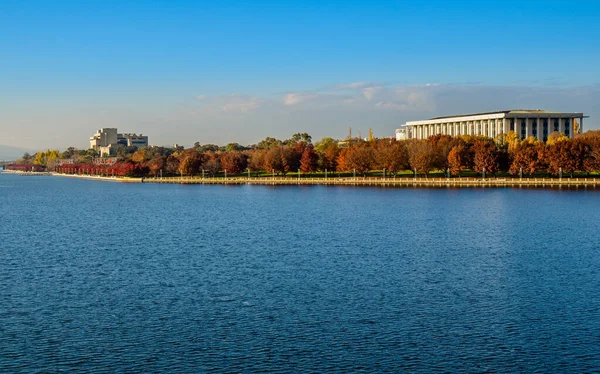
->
[547,131,569,146]
[33,152,46,165]
[428,135,455,172]
[509,143,543,176]
[264,147,284,174]
[407,140,437,177]
[178,149,203,176]
[580,132,600,173]
[505,131,520,153]
[130,149,149,164]
[202,151,222,177]
[221,151,248,175]
[472,140,499,176]
[146,156,166,176]
[247,149,266,174]
[375,140,409,176]
[545,139,587,177]
[282,146,301,174]
[262,146,299,175]
[320,143,339,172]
[447,143,471,177]
[300,147,319,174]
[337,145,375,176]
[165,154,180,175]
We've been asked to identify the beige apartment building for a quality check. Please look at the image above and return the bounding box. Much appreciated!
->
[400,110,586,142]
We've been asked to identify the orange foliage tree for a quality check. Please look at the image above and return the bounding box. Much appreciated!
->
[447,143,471,177]
[374,140,409,176]
[407,140,437,176]
[472,140,500,176]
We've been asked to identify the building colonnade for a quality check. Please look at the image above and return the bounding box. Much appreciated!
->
[409,116,584,141]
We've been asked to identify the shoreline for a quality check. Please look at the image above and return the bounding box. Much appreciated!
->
[46,173,600,188]
[4,171,599,188]
[50,173,143,183]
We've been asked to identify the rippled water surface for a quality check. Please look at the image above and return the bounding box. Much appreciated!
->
[1,174,600,372]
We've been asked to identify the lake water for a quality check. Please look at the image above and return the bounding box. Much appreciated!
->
[1,174,599,372]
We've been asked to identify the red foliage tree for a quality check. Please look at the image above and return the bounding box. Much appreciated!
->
[321,143,339,171]
[337,145,375,176]
[472,140,499,176]
[300,147,319,174]
[201,151,222,177]
[221,151,248,175]
[264,146,299,175]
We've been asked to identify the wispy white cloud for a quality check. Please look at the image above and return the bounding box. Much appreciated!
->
[375,101,410,110]
[329,82,372,90]
[196,94,207,100]
[219,95,261,113]
[283,93,319,106]
[362,86,382,100]
[220,100,260,113]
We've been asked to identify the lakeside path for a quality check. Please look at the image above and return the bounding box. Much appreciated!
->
[43,173,600,188]
[146,176,600,188]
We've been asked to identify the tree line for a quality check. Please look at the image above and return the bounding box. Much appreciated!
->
[9,130,600,178]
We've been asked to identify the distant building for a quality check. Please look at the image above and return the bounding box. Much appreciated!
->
[395,127,408,140]
[399,110,587,142]
[118,133,148,148]
[57,159,75,166]
[90,128,148,156]
[93,157,118,165]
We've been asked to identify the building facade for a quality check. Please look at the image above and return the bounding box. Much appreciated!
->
[395,128,408,140]
[90,128,148,156]
[401,110,586,142]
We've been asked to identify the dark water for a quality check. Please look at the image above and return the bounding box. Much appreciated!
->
[1,174,599,372]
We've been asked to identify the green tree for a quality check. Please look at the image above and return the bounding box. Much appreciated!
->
[287,133,312,145]
[257,137,282,150]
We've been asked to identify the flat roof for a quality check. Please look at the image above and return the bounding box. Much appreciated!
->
[429,109,563,120]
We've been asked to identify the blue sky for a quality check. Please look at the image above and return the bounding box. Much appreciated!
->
[1,0,599,151]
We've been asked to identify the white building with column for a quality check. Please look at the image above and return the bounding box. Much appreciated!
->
[401,110,586,142]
